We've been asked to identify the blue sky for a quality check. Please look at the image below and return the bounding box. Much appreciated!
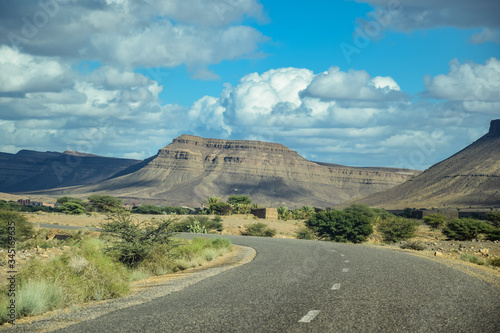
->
[0,0,499,170]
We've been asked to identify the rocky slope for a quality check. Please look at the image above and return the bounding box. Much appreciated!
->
[0,150,141,193]
[346,119,500,209]
[42,135,420,207]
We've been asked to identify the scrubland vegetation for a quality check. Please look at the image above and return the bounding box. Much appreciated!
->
[0,206,232,325]
[1,193,499,324]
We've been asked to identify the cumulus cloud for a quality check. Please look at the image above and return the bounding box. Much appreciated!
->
[0,0,266,72]
[354,0,500,32]
[0,0,268,158]
[424,58,500,114]
[0,46,73,93]
[302,67,404,103]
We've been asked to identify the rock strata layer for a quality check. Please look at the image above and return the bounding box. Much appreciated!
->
[49,134,420,207]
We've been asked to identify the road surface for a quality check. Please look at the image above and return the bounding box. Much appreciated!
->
[55,235,499,332]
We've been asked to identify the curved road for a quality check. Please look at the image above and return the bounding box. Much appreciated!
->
[56,235,499,332]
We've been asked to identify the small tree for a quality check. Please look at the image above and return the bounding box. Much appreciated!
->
[238,204,252,215]
[423,214,446,229]
[442,218,492,241]
[88,195,123,213]
[60,202,86,215]
[227,195,252,206]
[377,216,420,243]
[211,202,233,216]
[305,210,373,243]
[0,210,34,248]
[100,211,174,267]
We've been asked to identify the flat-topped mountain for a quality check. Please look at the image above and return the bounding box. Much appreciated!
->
[346,119,500,209]
[40,134,420,207]
[0,150,141,193]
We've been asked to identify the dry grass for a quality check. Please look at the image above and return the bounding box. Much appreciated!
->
[23,212,304,238]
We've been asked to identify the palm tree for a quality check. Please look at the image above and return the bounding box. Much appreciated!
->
[278,206,289,221]
[204,197,220,215]
[301,206,315,219]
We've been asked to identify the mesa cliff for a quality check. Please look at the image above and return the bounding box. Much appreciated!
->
[345,119,500,209]
[42,134,420,207]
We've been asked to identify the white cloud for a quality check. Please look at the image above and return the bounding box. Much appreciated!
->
[424,58,500,114]
[0,46,73,93]
[0,0,266,74]
[302,67,405,102]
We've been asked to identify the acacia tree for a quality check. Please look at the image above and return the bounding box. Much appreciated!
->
[100,210,175,267]
[88,195,123,213]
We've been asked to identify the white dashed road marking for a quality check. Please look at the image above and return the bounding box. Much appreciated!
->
[340,254,345,257]
[298,310,321,323]
[344,260,350,263]
[331,283,341,290]
[342,268,349,272]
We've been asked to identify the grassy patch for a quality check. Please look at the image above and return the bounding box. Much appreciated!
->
[241,223,276,237]
[460,254,485,265]
[0,232,232,325]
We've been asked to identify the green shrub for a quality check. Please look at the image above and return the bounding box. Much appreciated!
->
[210,202,233,215]
[460,254,485,265]
[100,211,174,267]
[242,223,276,237]
[227,195,252,206]
[171,216,223,232]
[400,241,426,251]
[486,228,500,241]
[168,238,232,271]
[486,212,500,228]
[488,257,500,267]
[423,214,446,229]
[305,209,373,243]
[0,210,34,248]
[188,221,207,233]
[442,218,491,241]
[60,202,86,215]
[377,217,419,243]
[8,238,130,322]
[16,279,65,317]
[132,204,163,215]
[295,227,315,240]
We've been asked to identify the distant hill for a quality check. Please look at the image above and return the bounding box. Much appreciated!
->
[345,119,500,209]
[0,150,141,193]
[34,135,420,208]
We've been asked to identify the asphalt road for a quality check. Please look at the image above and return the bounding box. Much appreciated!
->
[55,235,500,332]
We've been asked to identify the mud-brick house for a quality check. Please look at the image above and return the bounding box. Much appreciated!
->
[251,208,278,219]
